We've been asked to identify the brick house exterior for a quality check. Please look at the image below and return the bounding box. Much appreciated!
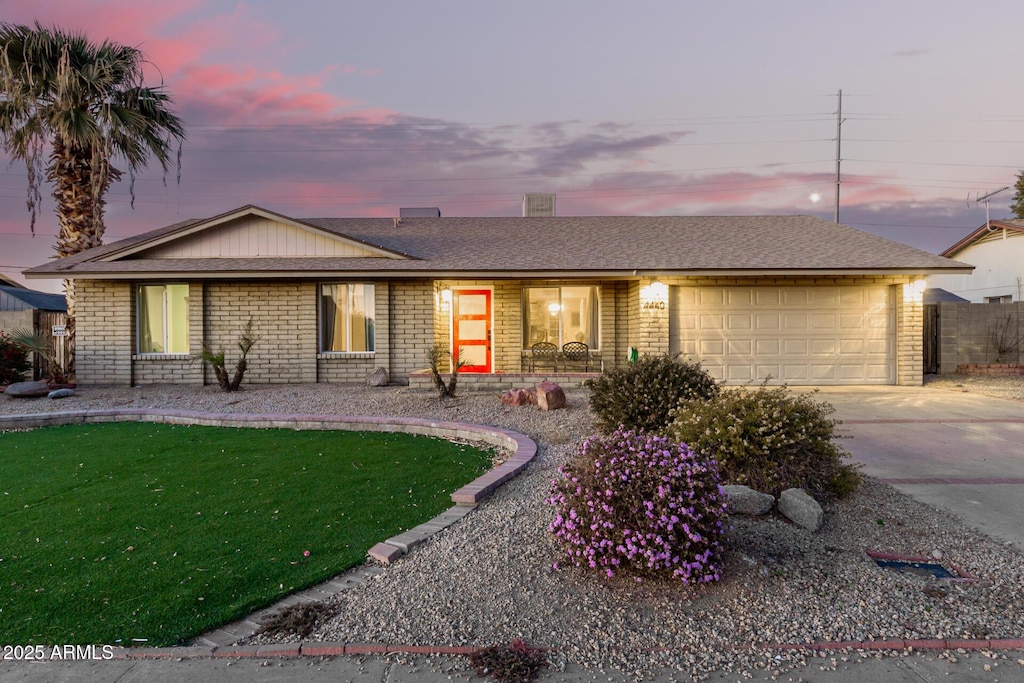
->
[24,206,970,387]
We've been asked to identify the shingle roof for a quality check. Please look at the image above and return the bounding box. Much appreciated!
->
[22,209,971,279]
[0,285,67,311]
[940,219,1024,258]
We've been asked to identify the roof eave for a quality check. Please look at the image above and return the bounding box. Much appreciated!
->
[23,266,975,280]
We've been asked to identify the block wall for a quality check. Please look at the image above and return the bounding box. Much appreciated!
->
[937,301,1024,371]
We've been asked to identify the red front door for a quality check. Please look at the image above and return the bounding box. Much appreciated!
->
[453,289,492,373]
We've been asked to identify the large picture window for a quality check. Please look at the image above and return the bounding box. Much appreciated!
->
[320,284,375,352]
[137,284,190,354]
[523,286,599,348]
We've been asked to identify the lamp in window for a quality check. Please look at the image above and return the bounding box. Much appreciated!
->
[548,302,561,316]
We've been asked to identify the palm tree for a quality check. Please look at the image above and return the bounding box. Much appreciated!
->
[0,22,186,376]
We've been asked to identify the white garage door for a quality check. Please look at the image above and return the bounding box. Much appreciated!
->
[669,285,895,385]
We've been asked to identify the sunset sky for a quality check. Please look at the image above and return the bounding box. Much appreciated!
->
[3,0,1023,291]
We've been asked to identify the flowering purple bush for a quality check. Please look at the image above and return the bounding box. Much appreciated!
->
[547,428,727,584]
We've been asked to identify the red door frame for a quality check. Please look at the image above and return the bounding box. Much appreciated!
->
[452,288,492,373]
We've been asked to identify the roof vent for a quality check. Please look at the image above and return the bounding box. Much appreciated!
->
[523,193,555,217]
[399,207,441,218]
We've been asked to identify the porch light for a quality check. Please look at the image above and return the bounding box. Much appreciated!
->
[903,279,926,304]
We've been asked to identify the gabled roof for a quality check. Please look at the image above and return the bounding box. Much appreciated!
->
[23,206,972,280]
[941,219,1024,258]
[0,285,67,311]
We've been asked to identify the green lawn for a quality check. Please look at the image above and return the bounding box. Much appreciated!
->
[0,422,492,646]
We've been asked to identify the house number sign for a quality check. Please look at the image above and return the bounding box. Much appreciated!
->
[641,301,666,310]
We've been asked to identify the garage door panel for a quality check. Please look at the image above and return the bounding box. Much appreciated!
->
[783,339,808,355]
[728,339,752,355]
[810,340,836,354]
[670,285,895,385]
[810,314,836,330]
[700,339,724,355]
[700,314,724,330]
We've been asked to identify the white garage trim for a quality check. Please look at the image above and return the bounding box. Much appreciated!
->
[669,285,895,385]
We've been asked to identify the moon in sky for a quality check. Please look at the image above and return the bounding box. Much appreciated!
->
[810,192,822,203]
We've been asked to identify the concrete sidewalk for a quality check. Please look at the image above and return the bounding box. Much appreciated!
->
[2,650,1021,682]
[815,386,1024,554]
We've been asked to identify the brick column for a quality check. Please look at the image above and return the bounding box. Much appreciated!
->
[896,281,924,386]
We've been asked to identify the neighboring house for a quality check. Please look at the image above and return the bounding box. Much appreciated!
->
[0,285,69,381]
[22,205,970,387]
[926,219,1024,303]
[0,285,67,335]
[0,273,21,287]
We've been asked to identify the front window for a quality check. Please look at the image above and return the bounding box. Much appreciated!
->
[137,284,189,354]
[320,284,375,352]
[523,286,599,348]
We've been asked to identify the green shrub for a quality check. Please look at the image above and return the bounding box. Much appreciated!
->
[547,427,727,584]
[588,354,719,434]
[0,332,32,384]
[668,385,861,500]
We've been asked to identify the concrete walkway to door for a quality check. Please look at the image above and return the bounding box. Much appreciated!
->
[813,386,1024,554]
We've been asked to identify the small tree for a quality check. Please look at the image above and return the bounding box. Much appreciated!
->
[426,344,466,399]
[1011,170,1024,220]
[193,319,259,392]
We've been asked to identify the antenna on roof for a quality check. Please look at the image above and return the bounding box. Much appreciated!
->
[975,186,1010,231]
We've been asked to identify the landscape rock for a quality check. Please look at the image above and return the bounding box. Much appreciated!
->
[721,485,775,515]
[48,388,75,399]
[535,381,566,411]
[778,488,824,531]
[366,367,389,387]
[500,388,537,407]
[3,380,50,398]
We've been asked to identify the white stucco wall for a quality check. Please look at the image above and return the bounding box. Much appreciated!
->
[926,229,1024,302]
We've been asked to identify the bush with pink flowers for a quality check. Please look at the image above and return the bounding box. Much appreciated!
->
[547,428,727,584]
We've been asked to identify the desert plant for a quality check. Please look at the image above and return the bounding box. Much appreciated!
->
[0,331,32,384]
[669,384,862,500]
[988,313,1022,363]
[6,327,66,384]
[426,344,466,399]
[547,427,727,584]
[193,319,258,392]
[588,354,719,434]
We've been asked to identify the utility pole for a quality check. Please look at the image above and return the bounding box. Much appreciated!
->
[834,89,843,223]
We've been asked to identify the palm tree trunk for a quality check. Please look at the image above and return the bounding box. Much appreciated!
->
[48,138,116,381]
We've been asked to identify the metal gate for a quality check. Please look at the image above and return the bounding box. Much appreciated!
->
[923,304,938,375]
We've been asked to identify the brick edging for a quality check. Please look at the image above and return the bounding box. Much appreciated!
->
[78,637,1024,662]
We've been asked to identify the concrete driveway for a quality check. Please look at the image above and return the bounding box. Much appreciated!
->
[813,386,1024,554]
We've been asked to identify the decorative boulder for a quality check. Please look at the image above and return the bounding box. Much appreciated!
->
[536,381,566,411]
[721,485,775,515]
[778,488,824,532]
[48,388,75,399]
[4,380,50,398]
[367,366,389,387]
[500,388,537,406]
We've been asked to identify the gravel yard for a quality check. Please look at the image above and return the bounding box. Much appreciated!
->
[3,378,1024,679]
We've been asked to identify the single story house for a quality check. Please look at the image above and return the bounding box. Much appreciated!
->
[925,219,1024,303]
[23,205,971,387]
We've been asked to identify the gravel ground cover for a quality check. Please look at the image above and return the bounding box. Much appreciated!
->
[3,378,1024,680]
